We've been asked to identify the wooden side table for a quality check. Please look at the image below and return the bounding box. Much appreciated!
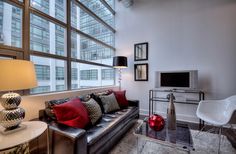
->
[0,121,47,153]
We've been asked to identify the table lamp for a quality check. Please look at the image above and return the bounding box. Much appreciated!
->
[113,56,127,90]
[0,60,37,131]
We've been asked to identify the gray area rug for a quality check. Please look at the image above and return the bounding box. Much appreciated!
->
[110,121,236,154]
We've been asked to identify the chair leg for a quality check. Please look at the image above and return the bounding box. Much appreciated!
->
[218,127,222,154]
[195,124,216,138]
[195,124,206,138]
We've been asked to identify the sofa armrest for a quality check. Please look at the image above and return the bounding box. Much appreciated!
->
[48,122,87,154]
[128,100,139,108]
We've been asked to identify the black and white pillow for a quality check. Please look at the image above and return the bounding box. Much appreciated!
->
[82,98,102,125]
[99,93,120,113]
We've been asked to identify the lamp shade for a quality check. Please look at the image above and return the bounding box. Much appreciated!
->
[113,56,128,68]
[0,60,37,91]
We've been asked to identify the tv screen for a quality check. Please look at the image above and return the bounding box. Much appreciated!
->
[160,72,190,87]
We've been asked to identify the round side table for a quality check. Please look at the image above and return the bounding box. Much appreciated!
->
[0,121,47,152]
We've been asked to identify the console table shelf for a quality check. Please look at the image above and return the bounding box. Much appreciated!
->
[150,97,201,104]
[149,89,205,129]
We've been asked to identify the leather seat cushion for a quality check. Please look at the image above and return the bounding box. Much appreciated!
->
[86,106,139,145]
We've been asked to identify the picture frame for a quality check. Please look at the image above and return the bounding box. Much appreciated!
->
[134,42,148,61]
[134,63,148,81]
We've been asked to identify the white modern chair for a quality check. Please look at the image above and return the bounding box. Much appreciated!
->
[196,95,236,154]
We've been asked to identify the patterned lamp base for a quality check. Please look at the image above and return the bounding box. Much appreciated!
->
[0,92,25,130]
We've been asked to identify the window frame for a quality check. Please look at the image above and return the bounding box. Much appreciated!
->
[0,0,116,95]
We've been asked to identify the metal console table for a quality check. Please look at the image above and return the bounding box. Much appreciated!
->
[149,89,205,129]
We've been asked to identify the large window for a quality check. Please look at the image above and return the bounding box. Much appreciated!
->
[31,56,67,93]
[80,70,98,80]
[102,69,114,80]
[71,1,114,46]
[30,0,66,23]
[0,1,22,48]
[71,31,114,65]
[79,0,114,28]
[31,86,50,93]
[35,64,50,80]
[0,0,115,94]
[30,14,67,56]
[56,67,65,80]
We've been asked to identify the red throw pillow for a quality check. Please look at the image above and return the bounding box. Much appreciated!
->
[113,90,128,108]
[53,98,90,129]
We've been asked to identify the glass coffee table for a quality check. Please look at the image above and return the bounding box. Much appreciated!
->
[134,120,194,154]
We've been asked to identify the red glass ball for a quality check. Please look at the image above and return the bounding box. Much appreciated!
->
[148,114,165,131]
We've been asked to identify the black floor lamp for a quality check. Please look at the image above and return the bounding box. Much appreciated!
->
[113,56,128,90]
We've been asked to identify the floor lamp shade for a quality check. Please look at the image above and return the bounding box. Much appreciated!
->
[113,56,128,68]
[0,60,37,130]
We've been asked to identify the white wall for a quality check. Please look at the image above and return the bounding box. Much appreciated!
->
[116,0,236,122]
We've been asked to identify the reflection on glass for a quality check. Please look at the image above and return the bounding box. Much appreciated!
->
[71,63,115,89]
[71,1,114,46]
[101,67,115,86]
[79,0,114,28]
[0,1,22,48]
[71,31,114,65]
[30,0,66,23]
[30,14,67,56]
[30,55,67,94]
[71,62,100,89]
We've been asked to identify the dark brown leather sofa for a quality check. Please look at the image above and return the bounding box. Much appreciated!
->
[40,100,139,154]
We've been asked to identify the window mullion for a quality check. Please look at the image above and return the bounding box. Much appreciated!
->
[99,0,115,15]
[71,27,115,51]
[67,0,72,90]
[3,0,24,8]
[29,7,67,28]
[22,0,30,95]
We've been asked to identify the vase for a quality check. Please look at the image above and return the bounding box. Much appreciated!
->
[167,93,176,130]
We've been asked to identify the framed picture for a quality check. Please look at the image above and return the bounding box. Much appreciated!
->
[134,42,148,61]
[134,63,148,81]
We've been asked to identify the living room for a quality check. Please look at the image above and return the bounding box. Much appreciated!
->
[0,0,236,154]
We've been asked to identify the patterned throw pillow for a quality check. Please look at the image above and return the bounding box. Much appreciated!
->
[82,98,102,125]
[90,90,113,113]
[99,93,120,113]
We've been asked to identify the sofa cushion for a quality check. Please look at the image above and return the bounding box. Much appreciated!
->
[53,98,90,129]
[82,98,102,125]
[113,90,128,108]
[86,106,139,146]
[99,93,120,113]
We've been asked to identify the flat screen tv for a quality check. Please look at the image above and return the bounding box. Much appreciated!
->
[155,70,198,90]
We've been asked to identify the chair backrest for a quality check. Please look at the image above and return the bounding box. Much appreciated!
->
[224,95,236,123]
[226,95,236,105]
[197,95,236,125]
